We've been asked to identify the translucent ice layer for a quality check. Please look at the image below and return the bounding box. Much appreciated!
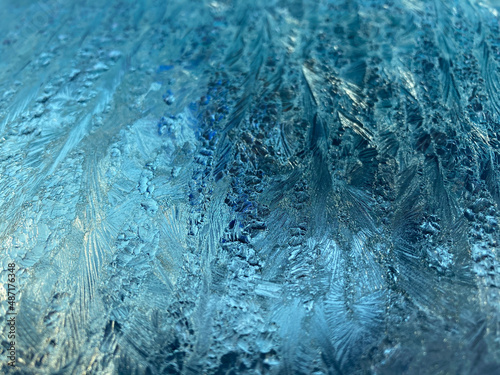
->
[0,0,500,374]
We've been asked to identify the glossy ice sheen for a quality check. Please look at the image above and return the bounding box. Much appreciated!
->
[0,0,500,374]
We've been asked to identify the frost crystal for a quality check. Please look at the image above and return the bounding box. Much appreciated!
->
[1,0,500,374]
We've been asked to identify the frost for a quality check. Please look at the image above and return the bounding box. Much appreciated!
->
[1,0,500,374]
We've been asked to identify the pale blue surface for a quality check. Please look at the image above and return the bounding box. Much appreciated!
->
[0,0,500,374]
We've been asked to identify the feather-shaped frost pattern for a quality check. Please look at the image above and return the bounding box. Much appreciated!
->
[1,0,500,374]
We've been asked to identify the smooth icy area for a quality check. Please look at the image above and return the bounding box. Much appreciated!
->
[0,0,500,374]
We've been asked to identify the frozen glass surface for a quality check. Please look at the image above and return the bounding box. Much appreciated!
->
[1,0,500,374]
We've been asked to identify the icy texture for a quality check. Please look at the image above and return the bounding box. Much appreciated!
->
[1,0,500,374]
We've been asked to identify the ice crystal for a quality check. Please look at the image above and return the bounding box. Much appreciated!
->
[1,0,500,374]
